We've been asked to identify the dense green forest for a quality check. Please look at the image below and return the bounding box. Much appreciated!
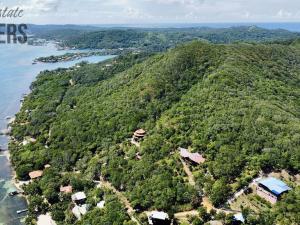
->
[31,25,300,52]
[10,40,300,224]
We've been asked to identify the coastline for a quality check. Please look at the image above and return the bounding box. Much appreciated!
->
[1,132,29,204]
[0,138,28,225]
[5,149,29,203]
[4,53,114,200]
[2,102,28,199]
[6,45,115,194]
[0,42,115,224]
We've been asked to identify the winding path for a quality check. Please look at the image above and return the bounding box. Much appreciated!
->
[180,158,196,186]
[100,177,141,225]
[174,210,199,220]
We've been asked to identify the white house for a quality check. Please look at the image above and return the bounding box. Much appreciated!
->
[71,192,86,204]
[72,204,87,220]
[148,211,170,225]
[96,200,105,209]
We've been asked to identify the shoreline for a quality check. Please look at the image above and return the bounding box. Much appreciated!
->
[0,45,116,224]
[1,113,28,194]
[1,144,29,204]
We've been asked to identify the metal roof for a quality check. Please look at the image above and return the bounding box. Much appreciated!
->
[179,147,205,164]
[97,200,105,209]
[71,192,86,201]
[234,213,245,223]
[150,211,169,220]
[258,177,291,195]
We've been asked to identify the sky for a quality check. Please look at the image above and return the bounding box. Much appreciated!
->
[1,0,300,24]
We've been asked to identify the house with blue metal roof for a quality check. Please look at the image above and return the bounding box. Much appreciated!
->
[256,177,291,204]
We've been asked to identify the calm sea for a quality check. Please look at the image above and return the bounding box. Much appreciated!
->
[0,43,114,225]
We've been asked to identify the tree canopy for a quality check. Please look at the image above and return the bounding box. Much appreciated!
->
[10,40,300,224]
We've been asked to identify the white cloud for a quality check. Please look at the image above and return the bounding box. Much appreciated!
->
[277,9,293,18]
[145,0,204,5]
[35,0,60,12]
[124,7,144,18]
[13,0,61,18]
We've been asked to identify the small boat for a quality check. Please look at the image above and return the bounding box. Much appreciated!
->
[9,191,19,196]
[17,209,28,214]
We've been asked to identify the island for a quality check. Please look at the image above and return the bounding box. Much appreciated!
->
[33,49,129,64]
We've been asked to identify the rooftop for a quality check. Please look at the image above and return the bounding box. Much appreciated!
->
[60,185,73,194]
[134,129,146,136]
[149,211,169,220]
[71,192,86,201]
[72,204,87,220]
[179,147,205,164]
[258,177,291,195]
[37,213,57,225]
[234,213,245,223]
[29,170,43,179]
[97,200,105,209]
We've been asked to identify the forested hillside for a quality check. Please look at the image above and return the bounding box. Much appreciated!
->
[10,41,300,225]
[31,26,300,52]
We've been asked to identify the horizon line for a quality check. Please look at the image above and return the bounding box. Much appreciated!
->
[27,21,300,26]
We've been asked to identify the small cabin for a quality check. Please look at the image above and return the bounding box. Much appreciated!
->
[37,214,56,225]
[148,211,170,225]
[233,213,245,224]
[60,185,73,194]
[133,129,146,141]
[71,192,86,205]
[72,204,87,220]
[97,200,105,209]
[22,137,37,146]
[179,147,205,165]
[256,177,291,204]
[29,170,43,179]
